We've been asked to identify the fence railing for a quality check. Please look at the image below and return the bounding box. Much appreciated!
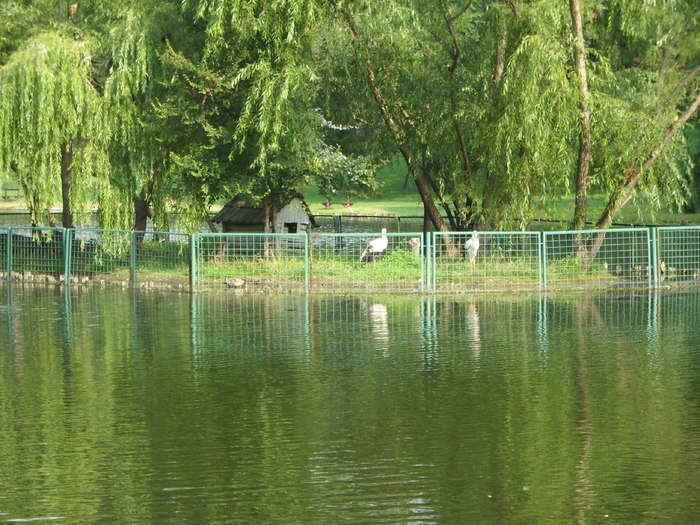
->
[542,228,653,289]
[1,226,699,293]
[433,231,542,292]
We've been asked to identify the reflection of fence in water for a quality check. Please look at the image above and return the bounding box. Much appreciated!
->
[542,294,652,330]
[191,294,311,357]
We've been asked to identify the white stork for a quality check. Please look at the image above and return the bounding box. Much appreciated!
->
[465,231,480,264]
[360,228,388,263]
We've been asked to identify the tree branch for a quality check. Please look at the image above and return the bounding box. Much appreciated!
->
[569,0,593,231]
[656,64,700,117]
[343,12,451,235]
[447,0,475,24]
[597,88,700,230]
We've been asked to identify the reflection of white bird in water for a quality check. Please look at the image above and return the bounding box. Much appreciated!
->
[369,303,389,352]
[466,301,481,359]
[360,228,388,262]
[465,231,480,264]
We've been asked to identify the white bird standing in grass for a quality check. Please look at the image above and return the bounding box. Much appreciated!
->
[360,228,388,263]
[465,231,480,264]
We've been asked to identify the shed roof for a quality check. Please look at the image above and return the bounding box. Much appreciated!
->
[211,195,314,225]
[211,198,264,224]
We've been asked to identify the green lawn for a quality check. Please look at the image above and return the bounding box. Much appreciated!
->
[303,157,425,216]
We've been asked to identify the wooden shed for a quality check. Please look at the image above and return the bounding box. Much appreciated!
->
[212,195,315,234]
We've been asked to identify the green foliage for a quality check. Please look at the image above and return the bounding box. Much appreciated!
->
[0,0,698,231]
[310,143,378,202]
[158,0,376,228]
[317,0,699,229]
[0,32,108,226]
[102,3,188,230]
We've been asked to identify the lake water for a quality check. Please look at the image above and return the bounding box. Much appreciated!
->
[1,286,699,524]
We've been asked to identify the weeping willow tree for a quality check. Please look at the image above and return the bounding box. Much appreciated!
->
[102,3,188,232]
[182,0,323,231]
[0,32,109,227]
[587,0,699,228]
[179,0,367,232]
[320,0,699,234]
[316,1,580,231]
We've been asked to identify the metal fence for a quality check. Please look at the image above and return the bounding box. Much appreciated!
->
[433,231,542,292]
[193,233,308,292]
[68,229,192,290]
[1,226,700,293]
[543,228,652,289]
[309,232,424,293]
[2,227,67,284]
[656,227,700,284]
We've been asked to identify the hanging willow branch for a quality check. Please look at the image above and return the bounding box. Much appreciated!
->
[0,32,108,227]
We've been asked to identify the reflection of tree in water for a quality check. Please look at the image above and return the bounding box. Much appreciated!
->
[432,299,482,361]
[573,295,602,524]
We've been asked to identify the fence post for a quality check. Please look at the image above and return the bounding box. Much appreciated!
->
[648,228,656,287]
[541,232,548,290]
[430,232,436,292]
[64,228,72,285]
[420,232,427,291]
[130,231,137,287]
[189,233,196,293]
[333,215,344,251]
[5,228,11,281]
[537,231,544,290]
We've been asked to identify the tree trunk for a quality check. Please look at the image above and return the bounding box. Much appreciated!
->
[493,19,507,88]
[207,217,219,233]
[569,0,593,232]
[133,189,152,232]
[262,196,276,257]
[60,144,73,228]
[261,197,276,233]
[344,14,450,236]
[133,177,155,245]
[480,19,508,230]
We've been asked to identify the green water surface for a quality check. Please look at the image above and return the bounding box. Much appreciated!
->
[1,286,699,523]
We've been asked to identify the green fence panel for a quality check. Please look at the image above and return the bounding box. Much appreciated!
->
[7,227,66,284]
[0,227,9,281]
[3,224,698,293]
[69,229,132,287]
[132,231,191,291]
[194,233,308,292]
[656,226,700,285]
[308,232,424,292]
[543,228,651,289]
[432,231,542,293]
